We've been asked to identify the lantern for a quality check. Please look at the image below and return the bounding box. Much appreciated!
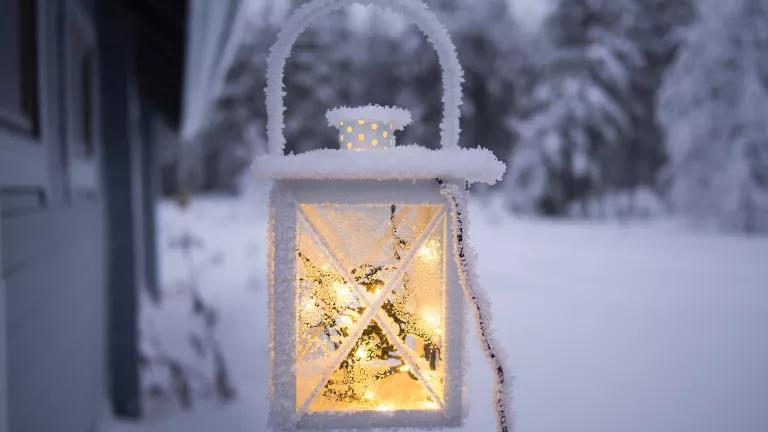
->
[254,0,508,430]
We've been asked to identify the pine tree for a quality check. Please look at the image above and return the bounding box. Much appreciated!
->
[658,0,768,232]
[506,0,642,215]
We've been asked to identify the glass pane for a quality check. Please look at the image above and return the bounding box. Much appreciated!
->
[296,202,446,413]
[382,213,447,402]
[295,220,368,408]
[308,320,439,412]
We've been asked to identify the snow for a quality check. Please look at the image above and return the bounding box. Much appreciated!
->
[252,146,506,185]
[109,191,768,432]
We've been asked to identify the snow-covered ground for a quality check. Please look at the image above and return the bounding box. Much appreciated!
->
[110,189,768,432]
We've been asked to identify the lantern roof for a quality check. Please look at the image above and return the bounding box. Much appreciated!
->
[252,145,506,185]
[326,105,412,131]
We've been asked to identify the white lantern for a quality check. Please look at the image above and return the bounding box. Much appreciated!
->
[254,0,508,430]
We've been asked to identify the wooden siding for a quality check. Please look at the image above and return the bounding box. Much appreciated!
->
[2,203,106,432]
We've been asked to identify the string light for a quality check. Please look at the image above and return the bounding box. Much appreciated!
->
[423,308,442,335]
[355,346,368,360]
[333,282,354,303]
[418,239,439,263]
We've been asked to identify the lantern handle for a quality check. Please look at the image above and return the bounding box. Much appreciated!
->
[265,0,464,155]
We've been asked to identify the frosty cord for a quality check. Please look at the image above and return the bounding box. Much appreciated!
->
[439,179,513,432]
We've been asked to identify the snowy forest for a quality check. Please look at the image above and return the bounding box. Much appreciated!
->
[183,0,768,233]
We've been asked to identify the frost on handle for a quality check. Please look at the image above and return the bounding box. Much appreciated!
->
[265,0,463,155]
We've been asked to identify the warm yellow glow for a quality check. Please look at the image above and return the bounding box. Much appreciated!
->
[423,308,442,335]
[357,119,365,125]
[357,133,365,142]
[295,203,447,413]
[371,139,379,146]
[338,315,354,328]
[301,298,316,312]
[346,142,353,150]
[355,346,368,360]
[371,122,378,130]
[418,239,439,263]
[382,131,388,138]
[347,126,353,133]
[333,282,354,303]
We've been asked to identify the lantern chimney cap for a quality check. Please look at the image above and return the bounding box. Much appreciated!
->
[326,105,412,131]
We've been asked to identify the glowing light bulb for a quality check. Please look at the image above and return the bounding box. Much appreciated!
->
[418,239,438,263]
[333,282,354,303]
[371,139,379,146]
[338,315,353,327]
[423,308,442,335]
[357,133,365,142]
[357,119,365,125]
[346,142,353,150]
[371,122,378,130]
[355,346,368,359]
[346,126,353,133]
[382,131,388,138]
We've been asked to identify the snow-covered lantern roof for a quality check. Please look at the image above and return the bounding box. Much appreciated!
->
[326,105,411,151]
[254,0,509,430]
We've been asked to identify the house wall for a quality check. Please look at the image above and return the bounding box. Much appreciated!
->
[0,0,164,429]
[0,1,109,430]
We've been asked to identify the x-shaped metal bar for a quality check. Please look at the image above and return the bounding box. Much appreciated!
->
[295,205,446,417]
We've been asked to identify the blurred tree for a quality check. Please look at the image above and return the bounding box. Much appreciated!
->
[506,0,642,215]
[506,0,692,216]
[658,0,768,232]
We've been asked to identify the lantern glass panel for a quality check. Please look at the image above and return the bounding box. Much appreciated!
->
[294,202,447,413]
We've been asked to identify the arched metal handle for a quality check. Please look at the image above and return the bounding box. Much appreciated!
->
[265,0,464,155]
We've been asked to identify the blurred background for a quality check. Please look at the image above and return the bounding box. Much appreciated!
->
[0,0,766,431]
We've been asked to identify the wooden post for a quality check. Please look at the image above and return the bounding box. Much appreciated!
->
[0,200,7,432]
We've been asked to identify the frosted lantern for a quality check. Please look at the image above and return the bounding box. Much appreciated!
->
[255,0,507,430]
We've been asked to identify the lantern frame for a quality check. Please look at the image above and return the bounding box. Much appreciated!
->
[269,179,465,429]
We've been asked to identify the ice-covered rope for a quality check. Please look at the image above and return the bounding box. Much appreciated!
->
[439,179,513,432]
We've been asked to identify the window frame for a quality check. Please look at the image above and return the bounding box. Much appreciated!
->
[0,0,49,192]
[63,1,101,194]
